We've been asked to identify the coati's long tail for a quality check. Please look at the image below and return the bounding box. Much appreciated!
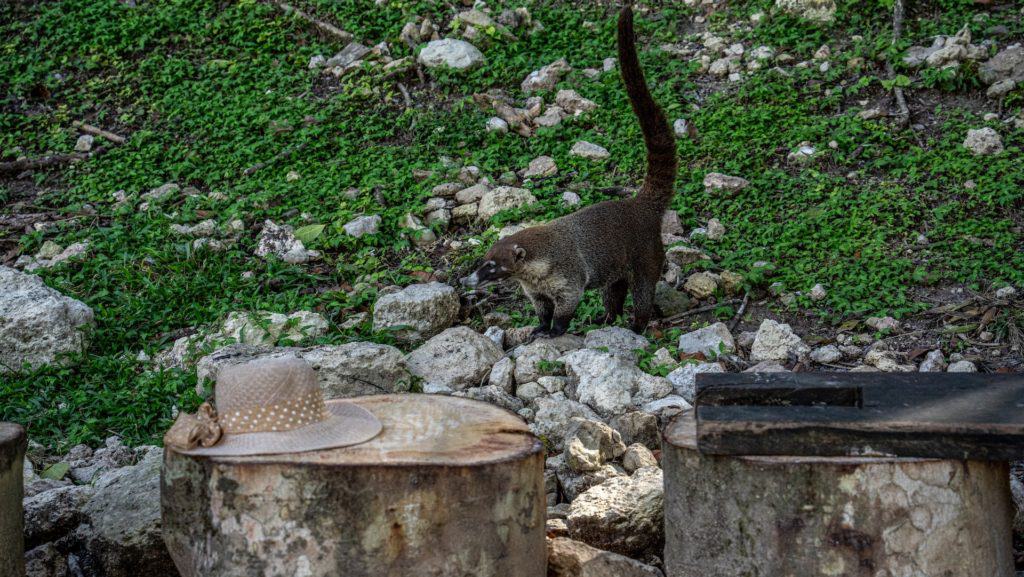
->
[617,5,678,210]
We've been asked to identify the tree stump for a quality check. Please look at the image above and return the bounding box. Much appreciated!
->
[0,423,26,577]
[663,411,1015,577]
[162,394,546,577]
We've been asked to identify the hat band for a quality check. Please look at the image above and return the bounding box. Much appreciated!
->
[218,390,330,434]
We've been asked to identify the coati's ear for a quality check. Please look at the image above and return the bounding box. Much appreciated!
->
[513,245,527,262]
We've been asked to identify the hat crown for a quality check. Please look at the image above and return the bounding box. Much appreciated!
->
[214,356,328,434]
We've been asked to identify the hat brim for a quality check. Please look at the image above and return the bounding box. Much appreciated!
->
[176,400,382,457]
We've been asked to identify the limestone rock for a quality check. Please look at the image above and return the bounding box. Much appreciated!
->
[477,186,538,221]
[372,282,459,342]
[488,356,515,393]
[418,38,484,70]
[406,326,502,390]
[583,327,648,362]
[683,272,719,299]
[23,485,93,549]
[555,90,598,115]
[567,466,664,558]
[532,394,602,450]
[919,349,947,372]
[562,350,670,417]
[570,141,610,160]
[547,537,664,577]
[523,156,558,179]
[0,266,94,373]
[255,220,320,264]
[563,418,626,473]
[667,362,725,402]
[608,411,660,449]
[522,58,572,92]
[774,0,836,23]
[979,44,1024,85]
[750,319,809,362]
[703,172,750,194]
[622,444,659,474]
[677,323,735,358]
[963,127,1004,156]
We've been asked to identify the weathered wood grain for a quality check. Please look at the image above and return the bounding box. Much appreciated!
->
[695,372,1024,459]
[0,422,26,577]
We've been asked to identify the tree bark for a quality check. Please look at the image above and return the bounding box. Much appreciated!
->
[663,411,1015,577]
[0,422,26,577]
[162,394,546,577]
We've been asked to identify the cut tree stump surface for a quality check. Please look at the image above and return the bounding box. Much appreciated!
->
[162,394,546,577]
[0,422,26,577]
[695,372,1024,459]
[663,411,1015,577]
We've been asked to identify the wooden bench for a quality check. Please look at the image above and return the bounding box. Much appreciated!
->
[161,394,546,577]
[663,373,1020,577]
[1,422,26,577]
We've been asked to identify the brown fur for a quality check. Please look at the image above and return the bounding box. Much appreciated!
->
[462,6,680,337]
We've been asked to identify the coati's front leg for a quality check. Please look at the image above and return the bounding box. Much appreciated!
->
[629,274,657,334]
[602,279,628,324]
[548,288,584,337]
[525,290,555,337]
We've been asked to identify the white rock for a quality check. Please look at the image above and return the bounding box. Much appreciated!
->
[947,360,978,373]
[667,362,725,402]
[0,266,94,373]
[864,348,916,373]
[343,215,382,237]
[918,349,947,372]
[622,444,658,474]
[487,356,515,392]
[986,78,1016,98]
[809,344,842,364]
[405,326,503,390]
[477,186,538,221]
[532,394,602,450]
[963,127,1004,155]
[677,323,735,358]
[512,336,582,383]
[703,172,750,194]
[583,326,649,362]
[516,381,546,403]
[744,360,790,372]
[521,58,572,92]
[561,191,581,206]
[547,537,663,577]
[563,417,626,472]
[523,155,558,179]
[417,38,484,70]
[809,283,828,301]
[567,466,664,558]
[562,350,637,417]
[774,0,836,23]
[486,116,509,133]
[664,245,711,267]
[995,286,1017,300]
[535,106,565,127]
[865,316,900,332]
[673,118,693,138]
[372,282,460,342]
[570,141,610,160]
[750,319,809,362]
[220,310,329,345]
[555,89,598,115]
[255,220,321,264]
[74,134,94,152]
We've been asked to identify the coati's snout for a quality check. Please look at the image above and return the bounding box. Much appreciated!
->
[460,241,526,288]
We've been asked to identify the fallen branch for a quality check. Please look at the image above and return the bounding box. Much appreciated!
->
[887,0,911,128]
[396,82,413,109]
[268,1,352,43]
[242,142,309,176]
[0,147,108,174]
[662,298,743,326]
[728,291,750,332]
[73,121,126,145]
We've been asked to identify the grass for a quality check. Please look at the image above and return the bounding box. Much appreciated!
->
[1,0,1021,450]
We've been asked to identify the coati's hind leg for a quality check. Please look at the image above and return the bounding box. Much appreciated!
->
[602,279,628,325]
[629,273,658,335]
[548,288,584,337]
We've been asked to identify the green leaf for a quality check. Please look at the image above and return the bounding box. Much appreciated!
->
[293,224,326,245]
[41,462,70,480]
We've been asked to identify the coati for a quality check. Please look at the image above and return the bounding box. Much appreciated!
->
[460,5,679,338]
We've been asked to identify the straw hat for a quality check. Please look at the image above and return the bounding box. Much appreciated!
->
[164,355,381,456]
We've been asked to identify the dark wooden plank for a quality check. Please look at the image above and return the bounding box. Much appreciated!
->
[694,372,1024,460]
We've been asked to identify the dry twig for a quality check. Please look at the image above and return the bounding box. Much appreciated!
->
[73,121,126,145]
[267,1,352,43]
[0,147,108,174]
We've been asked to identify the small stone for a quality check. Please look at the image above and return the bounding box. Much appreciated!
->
[705,218,725,241]
[372,282,460,342]
[523,155,558,179]
[561,191,581,206]
[583,326,649,362]
[570,141,610,160]
[417,38,484,70]
[919,349,947,372]
[555,89,598,115]
[667,362,725,401]
[703,172,750,194]
[673,118,693,139]
[477,186,537,221]
[677,323,735,358]
[486,116,509,133]
[74,134,94,152]
[986,79,1016,98]
[809,283,827,301]
[865,316,900,332]
[683,272,719,299]
[947,360,977,373]
[622,444,658,474]
[995,286,1017,300]
[809,345,842,364]
[963,127,1004,156]
[521,58,572,92]
[750,319,809,362]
